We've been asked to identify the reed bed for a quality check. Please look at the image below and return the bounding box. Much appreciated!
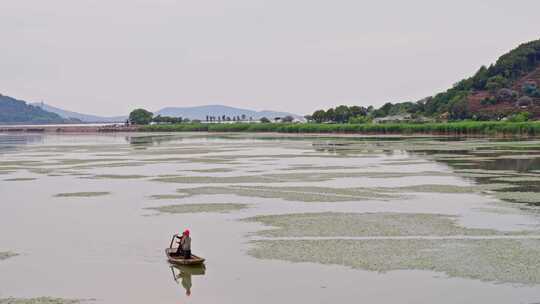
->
[140,121,540,136]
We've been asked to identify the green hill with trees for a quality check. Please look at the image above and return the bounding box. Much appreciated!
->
[308,39,540,123]
[0,94,76,124]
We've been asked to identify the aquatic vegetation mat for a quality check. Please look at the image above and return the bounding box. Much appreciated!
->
[177,186,404,202]
[188,168,235,173]
[154,171,450,184]
[382,183,514,194]
[0,251,18,260]
[280,165,357,171]
[54,192,111,198]
[244,212,521,237]
[83,174,147,180]
[493,192,540,204]
[3,178,37,182]
[0,298,82,304]
[52,158,127,166]
[248,238,540,284]
[175,183,513,203]
[149,194,189,200]
[492,176,540,183]
[146,203,249,214]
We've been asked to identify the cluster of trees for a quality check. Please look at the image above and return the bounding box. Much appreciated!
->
[307,103,432,124]
[205,114,253,122]
[522,81,540,98]
[129,109,183,125]
[307,105,371,123]
[152,115,182,124]
[128,109,153,125]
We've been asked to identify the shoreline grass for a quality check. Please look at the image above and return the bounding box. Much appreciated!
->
[139,121,540,136]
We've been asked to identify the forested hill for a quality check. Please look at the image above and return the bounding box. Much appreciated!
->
[425,39,540,119]
[0,94,76,124]
[308,39,540,123]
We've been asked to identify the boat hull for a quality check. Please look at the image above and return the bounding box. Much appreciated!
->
[165,248,205,265]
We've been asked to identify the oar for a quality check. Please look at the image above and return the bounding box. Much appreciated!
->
[169,234,178,249]
[170,266,179,283]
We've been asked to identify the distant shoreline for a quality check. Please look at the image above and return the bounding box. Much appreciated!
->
[0,124,137,133]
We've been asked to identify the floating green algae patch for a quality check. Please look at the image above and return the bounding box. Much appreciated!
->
[84,174,147,180]
[0,251,18,260]
[188,168,235,173]
[54,192,110,198]
[453,168,518,175]
[132,148,217,155]
[0,160,43,167]
[0,297,82,304]
[493,192,540,204]
[3,178,37,182]
[491,176,540,183]
[177,186,403,202]
[280,165,356,171]
[154,175,275,184]
[244,212,516,237]
[146,203,249,214]
[68,162,144,169]
[248,238,540,284]
[154,171,450,184]
[149,194,189,200]
[176,183,512,203]
[381,161,431,166]
[53,158,127,165]
[382,183,514,194]
[28,168,56,175]
[457,172,506,178]
[146,157,234,164]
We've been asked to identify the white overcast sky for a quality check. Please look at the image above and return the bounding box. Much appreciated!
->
[1,0,539,116]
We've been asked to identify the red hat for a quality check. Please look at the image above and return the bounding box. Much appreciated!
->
[184,229,190,236]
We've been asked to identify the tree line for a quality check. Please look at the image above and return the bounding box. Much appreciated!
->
[128,109,295,125]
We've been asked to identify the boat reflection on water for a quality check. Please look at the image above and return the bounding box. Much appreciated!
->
[170,264,206,297]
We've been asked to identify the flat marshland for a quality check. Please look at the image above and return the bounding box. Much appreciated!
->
[1,132,540,303]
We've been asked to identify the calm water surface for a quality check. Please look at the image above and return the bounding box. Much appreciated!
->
[1,132,540,303]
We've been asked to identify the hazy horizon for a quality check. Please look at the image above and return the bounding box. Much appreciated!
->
[2,0,540,116]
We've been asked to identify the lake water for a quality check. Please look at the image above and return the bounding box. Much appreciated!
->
[1,132,540,303]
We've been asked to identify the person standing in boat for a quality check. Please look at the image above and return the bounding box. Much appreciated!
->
[176,229,191,259]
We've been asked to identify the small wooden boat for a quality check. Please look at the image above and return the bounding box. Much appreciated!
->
[165,234,205,266]
[165,248,206,265]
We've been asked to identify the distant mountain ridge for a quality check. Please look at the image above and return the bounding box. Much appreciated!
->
[32,102,126,123]
[0,95,76,124]
[156,105,303,121]
[3,97,303,124]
